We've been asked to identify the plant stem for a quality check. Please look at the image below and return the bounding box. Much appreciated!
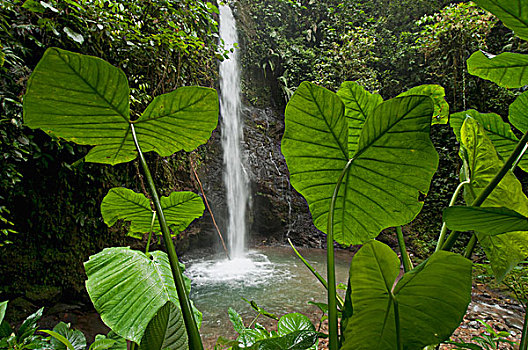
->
[129,341,138,350]
[130,125,203,350]
[288,238,344,309]
[392,293,403,350]
[145,211,156,256]
[435,180,470,252]
[521,308,528,350]
[327,159,354,350]
[444,130,528,252]
[396,226,412,272]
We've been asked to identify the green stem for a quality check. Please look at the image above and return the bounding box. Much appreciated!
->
[392,293,403,350]
[327,159,354,350]
[435,180,470,252]
[145,211,156,256]
[521,309,528,350]
[396,226,412,273]
[445,130,528,253]
[288,238,344,309]
[130,125,203,350]
[464,235,477,259]
[129,341,138,350]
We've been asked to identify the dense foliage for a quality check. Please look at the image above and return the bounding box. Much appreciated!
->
[0,0,221,297]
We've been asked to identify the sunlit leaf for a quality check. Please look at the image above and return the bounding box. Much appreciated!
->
[282,82,438,245]
[509,90,528,133]
[101,188,204,237]
[398,84,449,125]
[444,206,528,235]
[475,0,528,41]
[337,81,383,154]
[341,241,471,350]
[460,117,528,280]
[467,51,528,88]
[450,109,528,171]
[24,48,218,165]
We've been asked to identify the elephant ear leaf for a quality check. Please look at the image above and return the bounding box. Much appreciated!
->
[282,82,438,245]
[85,248,197,343]
[475,0,528,41]
[467,51,528,88]
[398,84,449,125]
[101,188,205,238]
[138,301,188,350]
[460,117,528,280]
[337,81,383,155]
[341,241,471,350]
[443,206,528,236]
[450,109,528,172]
[24,48,218,165]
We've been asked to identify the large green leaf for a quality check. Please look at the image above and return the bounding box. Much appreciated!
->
[467,51,528,88]
[139,301,188,350]
[101,188,205,237]
[24,48,218,165]
[85,248,196,343]
[509,90,528,133]
[460,117,528,280]
[337,81,383,155]
[450,109,528,171]
[253,331,320,350]
[341,240,471,350]
[277,313,315,336]
[282,82,438,245]
[398,84,449,125]
[475,0,528,41]
[444,206,528,235]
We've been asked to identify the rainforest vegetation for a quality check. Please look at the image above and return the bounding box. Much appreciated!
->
[2,0,528,349]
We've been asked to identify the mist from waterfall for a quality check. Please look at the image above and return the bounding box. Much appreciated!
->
[219,4,248,258]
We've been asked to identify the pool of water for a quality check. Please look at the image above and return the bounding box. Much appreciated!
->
[184,246,353,346]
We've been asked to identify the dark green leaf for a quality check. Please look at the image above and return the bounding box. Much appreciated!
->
[89,338,117,350]
[450,109,528,171]
[282,82,438,245]
[443,206,528,235]
[48,322,86,350]
[228,308,246,335]
[460,117,528,280]
[398,84,449,125]
[17,307,43,343]
[101,188,204,237]
[341,240,472,350]
[277,313,315,336]
[254,330,320,350]
[467,51,528,88]
[138,302,188,350]
[475,0,528,41]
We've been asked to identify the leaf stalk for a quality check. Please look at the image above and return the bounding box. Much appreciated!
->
[130,124,203,350]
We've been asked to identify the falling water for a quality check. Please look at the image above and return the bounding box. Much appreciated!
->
[219,4,248,258]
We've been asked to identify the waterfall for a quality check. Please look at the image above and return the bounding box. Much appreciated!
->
[219,4,248,258]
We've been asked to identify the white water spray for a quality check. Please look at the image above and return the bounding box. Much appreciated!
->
[219,4,248,258]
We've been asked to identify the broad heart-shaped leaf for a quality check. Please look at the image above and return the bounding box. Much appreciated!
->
[460,117,528,280]
[509,90,528,133]
[337,81,383,155]
[398,84,449,125]
[252,331,320,350]
[85,248,196,343]
[282,82,438,246]
[139,301,188,350]
[23,47,219,165]
[277,313,315,336]
[444,206,528,235]
[475,0,528,41]
[450,109,528,172]
[467,51,528,88]
[101,187,205,237]
[341,240,472,350]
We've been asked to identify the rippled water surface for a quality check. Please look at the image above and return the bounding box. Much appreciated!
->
[184,246,353,345]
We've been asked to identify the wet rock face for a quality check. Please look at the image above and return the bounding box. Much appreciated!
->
[242,104,325,248]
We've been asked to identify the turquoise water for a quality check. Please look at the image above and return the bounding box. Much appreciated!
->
[184,246,353,346]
